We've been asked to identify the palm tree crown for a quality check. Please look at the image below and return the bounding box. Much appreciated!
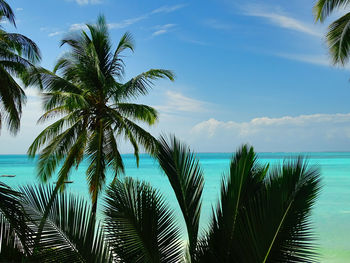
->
[314,0,350,65]
[0,0,41,134]
[26,15,174,213]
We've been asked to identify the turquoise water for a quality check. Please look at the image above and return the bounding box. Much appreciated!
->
[1,152,350,262]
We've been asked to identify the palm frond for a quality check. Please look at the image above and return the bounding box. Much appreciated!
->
[314,0,350,22]
[104,177,183,263]
[231,157,321,262]
[20,184,112,263]
[326,12,350,65]
[156,135,204,261]
[0,66,26,134]
[1,32,41,62]
[196,145,268,262]
[116,69,175,100]
[0,0,15,26]
[0,182,31,257]
[116,103,158,125]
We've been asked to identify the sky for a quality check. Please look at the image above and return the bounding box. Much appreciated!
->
[1,0,350,153]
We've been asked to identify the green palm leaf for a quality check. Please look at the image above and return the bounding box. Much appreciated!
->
[0,0,15,26]
[232,157,321,262]
[104,177,183,263]
[314,0,350,65]
[0,182,31,259]
[0,2,41,134]
[20,184,112,263]
[314,0,350,21]
[196,145,268,262]
[156,135,204,261]
[326,12,350,65]
[196,147,320,263]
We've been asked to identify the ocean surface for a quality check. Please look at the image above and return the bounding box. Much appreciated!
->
[1,152,350,262]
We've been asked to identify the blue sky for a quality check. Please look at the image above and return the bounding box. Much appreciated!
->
[1,0,350,153]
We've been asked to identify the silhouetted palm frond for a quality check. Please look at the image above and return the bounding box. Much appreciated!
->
[104,177,183,263]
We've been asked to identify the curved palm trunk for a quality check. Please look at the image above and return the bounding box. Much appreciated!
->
[88,120,105,217]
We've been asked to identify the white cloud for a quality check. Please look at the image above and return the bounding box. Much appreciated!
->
[16,7,23,11]
[274,52,350,69]
[108,4,185,30]
[152,24,176,36]
[242,4,323,37]
[70,0,102,5]
[154,91,207,114]
[108,15,148,29]
[190,113,350,152]
[276,53,331,66]
[48,31,65,37]
[151,4,186,14]
[69,23,87,31]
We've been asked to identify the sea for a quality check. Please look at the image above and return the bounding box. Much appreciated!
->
[0,152,349,262]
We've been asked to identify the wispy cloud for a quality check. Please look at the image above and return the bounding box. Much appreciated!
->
[152,24,176,36]
[108,15,148,29]
[108,4,185,30]
[70,0,102,5]
[203,19,233,30]
[151,4,186,14]
[69,23,87,31]
[275,53,331,66]
[16,7,23,11]
[68,4,185,33]
[48,31,65,37]
[242,4,323,37]
[274,52,350,70]
[154,91,208,114]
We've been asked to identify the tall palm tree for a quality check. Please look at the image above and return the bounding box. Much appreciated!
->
[314,0,350,65]
[26,15,174,214]
[0,0,41,134]
[0,139,321,262]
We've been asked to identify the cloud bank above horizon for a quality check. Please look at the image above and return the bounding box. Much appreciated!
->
[189,113,350,152]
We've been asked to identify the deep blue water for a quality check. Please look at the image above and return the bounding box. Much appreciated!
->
[1,152,350,262]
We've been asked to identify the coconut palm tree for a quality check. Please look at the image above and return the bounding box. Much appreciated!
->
[25,15,174,215]
[314,0,350,65]
[0,139,321,262]
[0,0,41,134]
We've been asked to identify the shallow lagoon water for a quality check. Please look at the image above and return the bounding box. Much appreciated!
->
[1,152,350,262]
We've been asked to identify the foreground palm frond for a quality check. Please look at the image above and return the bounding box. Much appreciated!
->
[195,145,268,262]
[156,135,204,261]
[0,182,31,259]
[104,177,183,263]
[242,157,321,262]
[196,146,320,262]
[20,184,112,262]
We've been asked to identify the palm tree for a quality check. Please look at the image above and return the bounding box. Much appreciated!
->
[0,0,41,133]
[314,0,350,65]
[0,139,321,262]
[25,15,174,214]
